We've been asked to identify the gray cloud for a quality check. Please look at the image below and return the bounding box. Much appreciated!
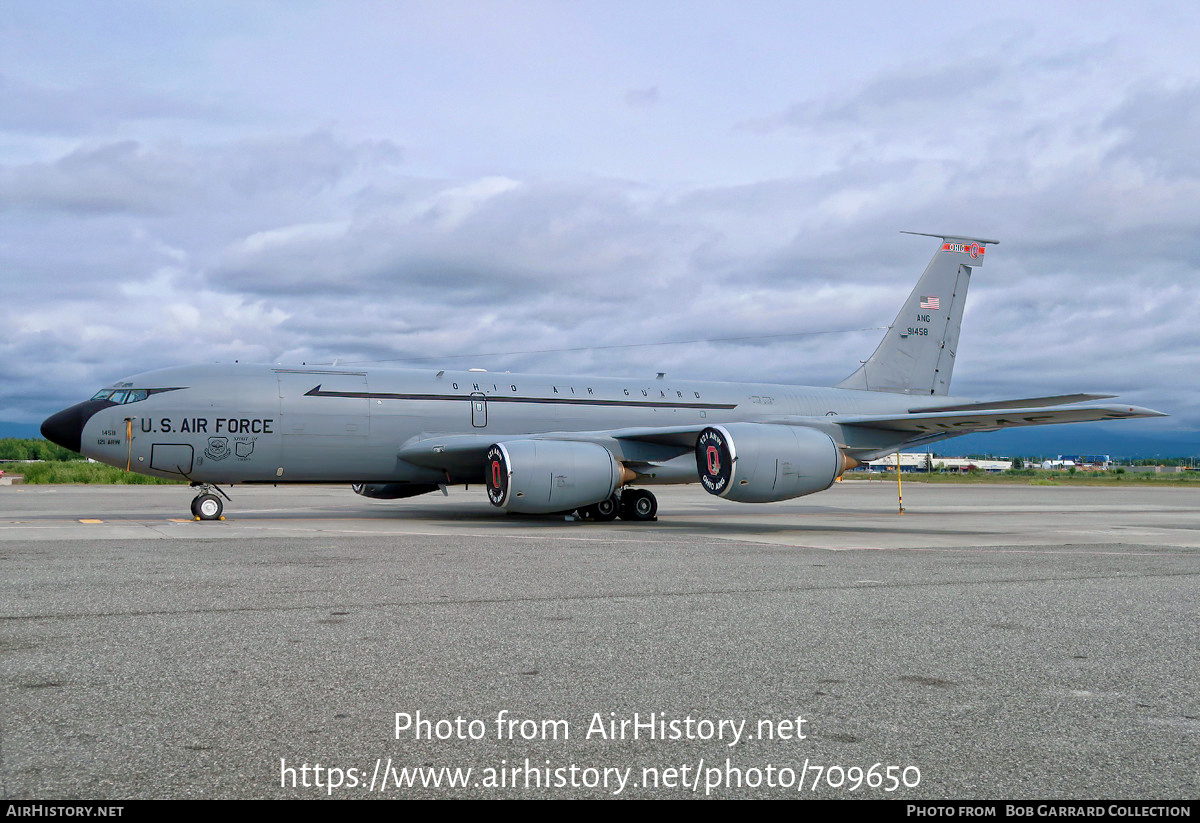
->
[1,132,402,216]
[0,74,228,136]
[1104,83,1200,179]
[0,140,193,215]
[761,62,1005,130]
[625,87,660,108]
[4,124,1194,432]
[2,7,1196,446]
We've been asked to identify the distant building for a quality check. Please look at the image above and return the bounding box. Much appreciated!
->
[1057,454,1112,469]
[864,453,932,472]
[862,453,1012,473]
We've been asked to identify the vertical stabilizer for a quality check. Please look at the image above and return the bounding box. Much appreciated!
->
[837,232,998,396]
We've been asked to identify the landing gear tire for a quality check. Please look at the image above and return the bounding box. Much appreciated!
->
[619,489,658,522]
[586,494,620,522]
[193,493,223,521]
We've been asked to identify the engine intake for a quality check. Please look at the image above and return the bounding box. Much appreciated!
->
[486,440,630,514]
[696,423,845,503]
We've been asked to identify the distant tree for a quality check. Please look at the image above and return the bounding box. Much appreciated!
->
[0,438,87,462]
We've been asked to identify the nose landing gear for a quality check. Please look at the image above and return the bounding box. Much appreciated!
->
[189,483,230,521]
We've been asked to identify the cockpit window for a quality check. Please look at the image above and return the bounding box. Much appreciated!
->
[91,386,184,404]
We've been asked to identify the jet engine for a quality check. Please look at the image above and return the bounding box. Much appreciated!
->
[352,483,441,499]
[485,439,633,514]
[695,423,848,503]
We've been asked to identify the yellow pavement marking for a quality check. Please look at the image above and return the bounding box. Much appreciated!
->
[78,519,104,523]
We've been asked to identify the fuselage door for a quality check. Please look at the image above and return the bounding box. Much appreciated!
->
[274,369,370,482]
[471,392,487,428]
[276,371,369,436]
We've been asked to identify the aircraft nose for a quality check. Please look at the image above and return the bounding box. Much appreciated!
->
[41,400,110,454]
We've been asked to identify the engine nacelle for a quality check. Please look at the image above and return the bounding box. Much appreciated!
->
[485,440,625,514]
[695,423,844,503]
[352,483,441,500]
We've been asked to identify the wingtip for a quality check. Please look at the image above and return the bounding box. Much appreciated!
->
[1110,405,1169,419]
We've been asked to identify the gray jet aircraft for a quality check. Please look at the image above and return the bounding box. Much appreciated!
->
[41,233,1165,521]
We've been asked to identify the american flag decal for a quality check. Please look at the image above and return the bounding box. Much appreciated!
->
[920,296,940,310]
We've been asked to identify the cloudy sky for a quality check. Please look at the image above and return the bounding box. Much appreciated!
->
[2,1,1197,445]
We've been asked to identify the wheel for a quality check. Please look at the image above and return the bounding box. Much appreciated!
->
[590,494,619,522]
[194,493,223,521]
[619,489,657,521]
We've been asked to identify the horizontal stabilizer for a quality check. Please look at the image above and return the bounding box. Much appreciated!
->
[900,230,1000,247]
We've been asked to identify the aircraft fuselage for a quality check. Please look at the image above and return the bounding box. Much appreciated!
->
[57,363,947,485]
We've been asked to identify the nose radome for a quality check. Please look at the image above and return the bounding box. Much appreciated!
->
[41,400,112,454]
[41,406,86,453]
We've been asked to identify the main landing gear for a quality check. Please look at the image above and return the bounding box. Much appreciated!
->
[620,488,658,521]
[189,483,230,521]
[580,493,620,522]
[578,488,658,522]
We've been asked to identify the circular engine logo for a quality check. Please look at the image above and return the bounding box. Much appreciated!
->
[485,444,509,507]
[696,427,733,495]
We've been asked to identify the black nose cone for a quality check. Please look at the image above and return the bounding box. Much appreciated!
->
[41,399,112,454]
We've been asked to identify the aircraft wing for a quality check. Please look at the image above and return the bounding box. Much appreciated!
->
[604,403,1167,443]
[396,426,703,475]
[822,403,1166,434]
[393,404,1166,476]
[910,394,1116,413]
[792,403,1167,461]
[609,403,1168,464]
